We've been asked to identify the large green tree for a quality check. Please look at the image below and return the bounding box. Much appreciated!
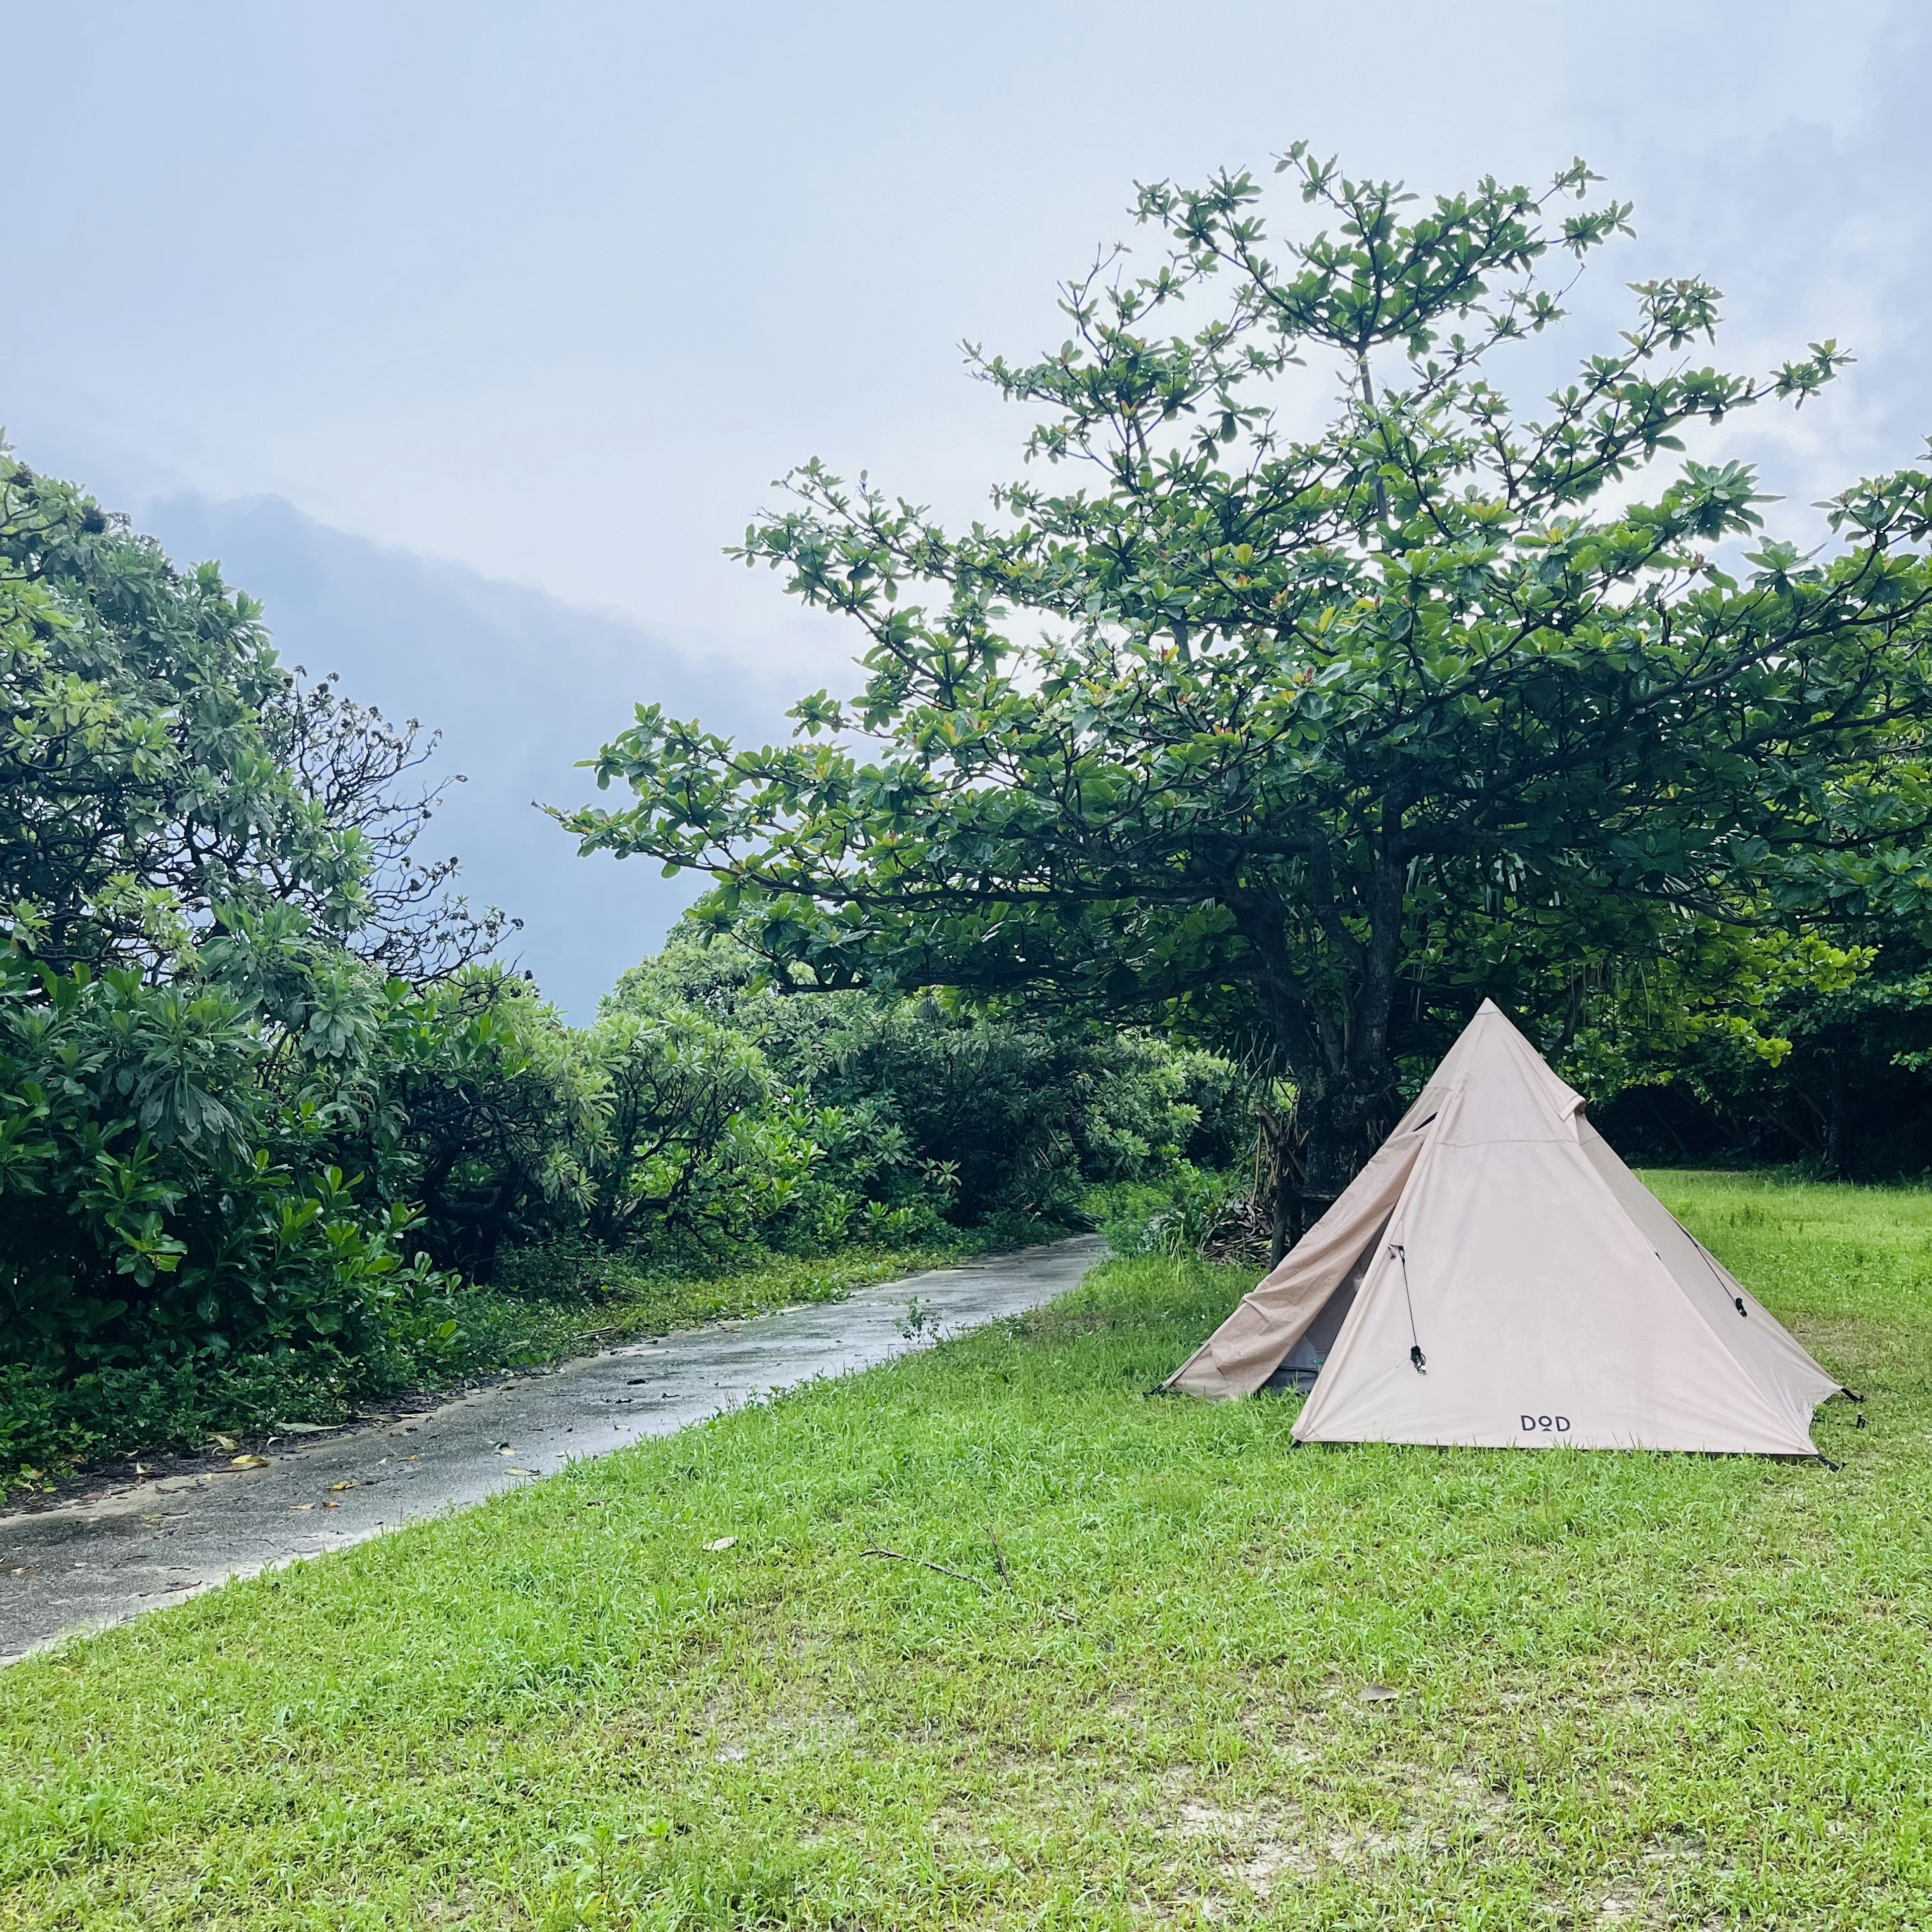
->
[567,148,1932,1215]
[0,450,508,1370]
[0,452,503,981]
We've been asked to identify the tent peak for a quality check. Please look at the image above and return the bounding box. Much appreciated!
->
[1424,1000,1585,1131]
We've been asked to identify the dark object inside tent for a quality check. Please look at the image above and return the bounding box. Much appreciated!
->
[1259,1228,1381,1393]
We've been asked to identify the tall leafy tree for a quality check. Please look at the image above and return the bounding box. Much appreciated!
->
[566,147,1932,1216]
[0,450,510,1371]
[0,451,505,981]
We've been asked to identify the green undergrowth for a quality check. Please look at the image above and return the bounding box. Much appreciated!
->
[0,1231,1003,1488]
[1083,1170,1242,1256]
[2,1172,1928,1926]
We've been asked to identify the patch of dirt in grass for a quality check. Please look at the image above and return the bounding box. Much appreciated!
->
[1147,1762,1460,1904]
[1524,1833,1732,1932]
[610,1668,865,1780]
[1640,1832,1708,1867]
[1587,1889,1658,1927]
[763,1695,859,1755]
[1156,1796,1320,1922]
[710,1704,861,1772]
[1430,1767,1512,1833]
[414,1885,515,1926]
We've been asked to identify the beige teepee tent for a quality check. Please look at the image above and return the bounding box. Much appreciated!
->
[1166,1001,1841,1455]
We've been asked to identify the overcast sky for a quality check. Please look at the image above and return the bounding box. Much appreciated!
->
[5,0,1929,1012]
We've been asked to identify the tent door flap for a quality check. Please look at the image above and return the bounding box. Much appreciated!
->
[1258,1220,1388,1394]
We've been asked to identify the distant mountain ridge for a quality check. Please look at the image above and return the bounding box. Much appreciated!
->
[139,492,790,1018]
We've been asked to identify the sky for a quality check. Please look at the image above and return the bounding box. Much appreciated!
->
[5,0,1929,1014]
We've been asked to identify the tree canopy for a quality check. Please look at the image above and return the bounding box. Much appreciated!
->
[567,146,1932,1210]
[0,455,505,983]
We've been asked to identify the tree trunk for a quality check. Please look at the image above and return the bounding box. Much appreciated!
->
[1270,1178,1292,1267]
[1298,1077,1387,1232]
[1240,838,1406,1250]
[1255,1101,1303,1266]
[1824,1039,1849,1179]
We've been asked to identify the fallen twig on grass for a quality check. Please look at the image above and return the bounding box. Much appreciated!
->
[986,1528,1012,1591]
[861,1538,1081,1627]
[861,1547,992,1590]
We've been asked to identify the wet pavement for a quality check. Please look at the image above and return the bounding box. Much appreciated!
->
[0,1236,1104,1663]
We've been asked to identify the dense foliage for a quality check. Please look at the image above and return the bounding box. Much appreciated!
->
[0,454,478,1403]
[567,147,1932,1220]
[620,931,1240,1221]
[1586,933,1932,1176]
[0,445,1231,1471]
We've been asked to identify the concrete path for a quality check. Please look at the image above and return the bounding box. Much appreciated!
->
[0,1236,1104,1663]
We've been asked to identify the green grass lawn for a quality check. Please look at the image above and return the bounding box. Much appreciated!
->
[3,1172,1928,1928]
